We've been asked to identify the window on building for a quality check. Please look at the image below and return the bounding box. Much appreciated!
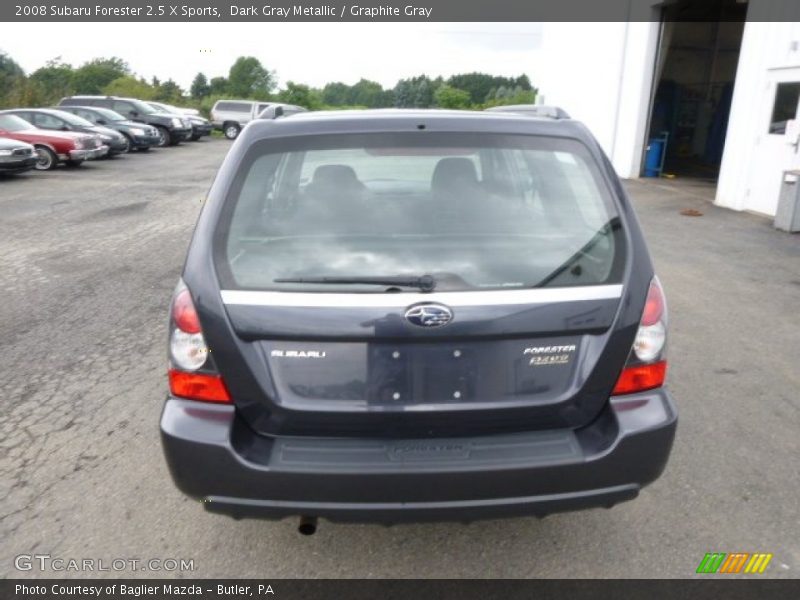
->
[769,82,800,135]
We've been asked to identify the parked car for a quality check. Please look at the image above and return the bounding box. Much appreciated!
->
[148,101,212,141]
[59,96,192,147]
[0,137,38,175]
[210,100,305,139]
[0,113,106,170]
[160,108,676,532]
[55,105,161,152]
[5,108,128,156]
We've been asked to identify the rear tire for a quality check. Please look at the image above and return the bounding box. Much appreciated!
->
[34,146,57,171]
[136,146,151,152]
[224,122,241,140]
[190,133,202,141]
[155,126,171,148]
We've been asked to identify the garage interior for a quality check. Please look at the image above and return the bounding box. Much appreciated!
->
[645,0,747,181]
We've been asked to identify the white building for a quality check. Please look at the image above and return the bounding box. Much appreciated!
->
[537,0,800,217]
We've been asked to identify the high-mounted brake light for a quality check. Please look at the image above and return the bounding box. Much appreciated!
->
[168,280,231,404]
[613,277,668,395]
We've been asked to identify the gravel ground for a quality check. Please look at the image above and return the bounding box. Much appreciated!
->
[1,138,798,578]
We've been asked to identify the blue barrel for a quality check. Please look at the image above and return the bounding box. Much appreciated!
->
[644,138,665,177]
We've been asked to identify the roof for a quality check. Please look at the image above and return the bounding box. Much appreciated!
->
[241,108,588,141]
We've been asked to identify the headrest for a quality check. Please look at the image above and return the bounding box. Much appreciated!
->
[431,158,479,194]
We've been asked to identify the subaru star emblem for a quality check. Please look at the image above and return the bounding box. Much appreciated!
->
[404,303,453,328]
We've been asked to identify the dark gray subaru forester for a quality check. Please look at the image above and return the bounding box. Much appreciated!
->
[161,108,676,533]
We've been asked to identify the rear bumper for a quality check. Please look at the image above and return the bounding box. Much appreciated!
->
[161,388,677,523]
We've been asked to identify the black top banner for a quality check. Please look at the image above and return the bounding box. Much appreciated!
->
[4,0,800,22]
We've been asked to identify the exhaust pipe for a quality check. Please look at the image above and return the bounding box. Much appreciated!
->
[298,515,318,536]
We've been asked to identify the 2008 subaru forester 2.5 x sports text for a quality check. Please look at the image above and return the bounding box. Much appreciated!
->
[160,108,676,532]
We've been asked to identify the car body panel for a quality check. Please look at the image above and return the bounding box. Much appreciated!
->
[59,96,193,142]
[5,108,129,155]
[0,137,37,173]
[162,109,676,522]
[0,113,105,165]
[55,106,161,149]
[148,102,212,139]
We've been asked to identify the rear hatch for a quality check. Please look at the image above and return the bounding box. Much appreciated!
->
[207,129,634,436]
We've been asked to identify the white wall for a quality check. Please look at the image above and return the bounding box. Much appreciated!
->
[716,19,800,215]
[537,20,661,178]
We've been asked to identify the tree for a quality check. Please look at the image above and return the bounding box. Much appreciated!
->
[394,75,438,108]
[321,81,350,106]
[103,76,156,100]
[72,57,129,94]
[483,87,537,108]
[447,72,533,104]
[190,72,210,99]
[227,56,276,98]
[349,79,385,108]
[154,78,183,102]
[277,82,322,110]
[209,76,228,96]
[0,50,24,85]
[434,85,471,109]
[29,58,75,104]
[0,51,25,107]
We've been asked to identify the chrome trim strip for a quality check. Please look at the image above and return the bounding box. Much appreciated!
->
[221,285,623,308]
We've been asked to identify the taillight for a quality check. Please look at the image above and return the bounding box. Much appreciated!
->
[613,361,667,395]
[168,279,231,403]
[168,370,231,403]
[172,289,201,333]
[613,277,668,395]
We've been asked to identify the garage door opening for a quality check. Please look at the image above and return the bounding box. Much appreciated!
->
[644,0,746,181]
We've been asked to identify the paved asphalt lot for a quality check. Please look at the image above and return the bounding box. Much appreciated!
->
[1,138,798,579]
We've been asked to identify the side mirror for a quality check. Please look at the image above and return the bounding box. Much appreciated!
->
[129,111,138,118]
[60,126,70,131]
[96,119,107,125]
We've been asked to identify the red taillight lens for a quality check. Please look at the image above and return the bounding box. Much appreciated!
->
[173,288,201,333]
[612,361,667,395]
[168,369,231,403]
[641,278,665,326]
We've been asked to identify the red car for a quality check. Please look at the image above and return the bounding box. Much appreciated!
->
[0,113,107,170]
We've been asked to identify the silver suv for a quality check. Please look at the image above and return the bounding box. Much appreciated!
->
[210,100,306,139]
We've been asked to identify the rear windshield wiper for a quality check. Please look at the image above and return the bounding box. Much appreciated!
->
[274,274,436,292]
[534,219,620,288]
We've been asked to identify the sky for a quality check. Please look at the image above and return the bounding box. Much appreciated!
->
[0,22,543,90]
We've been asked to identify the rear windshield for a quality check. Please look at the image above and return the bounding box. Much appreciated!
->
[215,133,624,292]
